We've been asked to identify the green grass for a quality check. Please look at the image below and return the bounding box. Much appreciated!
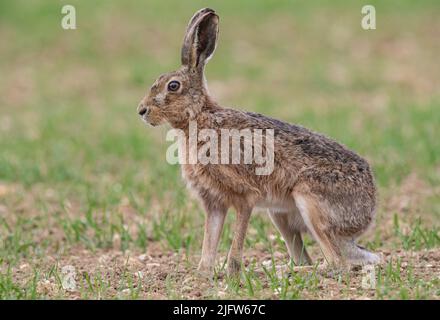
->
[0,0,439,299]
[393,215,440,250]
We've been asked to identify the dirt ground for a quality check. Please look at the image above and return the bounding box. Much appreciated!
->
[7,244,439,300]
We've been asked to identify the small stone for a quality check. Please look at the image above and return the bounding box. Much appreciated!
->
[19,263,30,270]
[262,260,272,267]
[146,263,161,268]
[138,254,148,261]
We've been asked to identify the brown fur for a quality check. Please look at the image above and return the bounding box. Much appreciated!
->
[137,8,380,275]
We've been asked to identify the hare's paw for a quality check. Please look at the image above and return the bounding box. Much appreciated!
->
[347,251,382,266]
[226,257,242,277]
[196,263,215,279]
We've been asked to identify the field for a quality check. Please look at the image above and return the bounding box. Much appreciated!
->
[0,0,439,299]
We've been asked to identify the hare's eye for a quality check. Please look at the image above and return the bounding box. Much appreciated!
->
[167,81,180,92]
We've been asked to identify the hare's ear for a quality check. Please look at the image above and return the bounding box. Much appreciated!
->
[181,8,219,71]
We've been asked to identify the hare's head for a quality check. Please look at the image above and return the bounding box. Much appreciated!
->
[138,8,219,127]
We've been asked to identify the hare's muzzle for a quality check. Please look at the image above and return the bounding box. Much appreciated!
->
[137,103,150,117]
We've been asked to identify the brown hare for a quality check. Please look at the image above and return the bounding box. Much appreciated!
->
[137,8,380,275]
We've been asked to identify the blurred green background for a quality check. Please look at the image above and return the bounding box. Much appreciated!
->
[0,0,439,299]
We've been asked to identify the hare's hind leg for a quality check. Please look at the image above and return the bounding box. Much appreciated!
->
[268,210,312,265]
[294,193,380,267]
[294,193,343,266]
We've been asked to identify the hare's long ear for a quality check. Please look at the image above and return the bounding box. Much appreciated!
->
[181,8,219,72]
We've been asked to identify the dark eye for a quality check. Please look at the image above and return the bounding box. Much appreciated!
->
[167,80,180,92]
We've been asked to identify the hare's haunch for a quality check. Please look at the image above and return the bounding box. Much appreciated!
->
[137,8,380,275]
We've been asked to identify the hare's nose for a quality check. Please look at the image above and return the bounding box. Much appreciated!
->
[138,104,149,116]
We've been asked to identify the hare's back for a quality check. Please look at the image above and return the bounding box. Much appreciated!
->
[241,111,367,166]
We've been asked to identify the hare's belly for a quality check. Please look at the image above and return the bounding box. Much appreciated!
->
[256,197,308,232]
[255,197,297,212]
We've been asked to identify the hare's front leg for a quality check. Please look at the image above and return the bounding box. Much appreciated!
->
[198,202,228,273]
[227,205,253,276]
